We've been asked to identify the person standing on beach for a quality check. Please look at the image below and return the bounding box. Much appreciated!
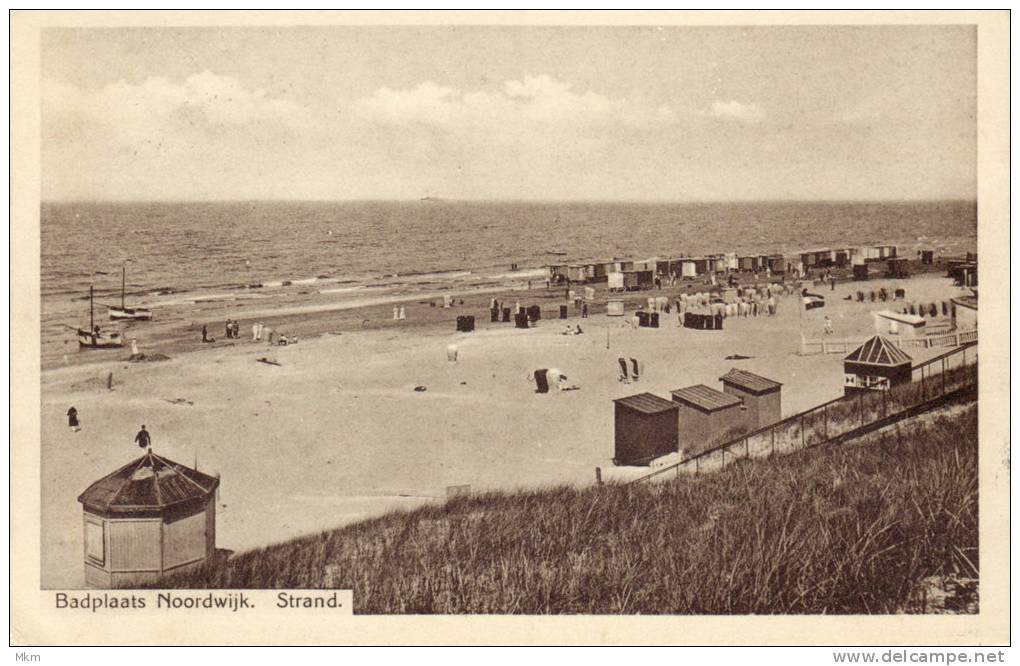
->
[67,406,80,433]
[135,425,151,449]
[225,319,232,339]
[252,322,259,342]
[824,316,834,335]
[201,324,208,343]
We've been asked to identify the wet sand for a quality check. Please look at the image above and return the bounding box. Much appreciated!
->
[40,272,972,587]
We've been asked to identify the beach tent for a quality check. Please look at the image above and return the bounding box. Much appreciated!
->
[77,451,219,588]
[606,300,625,316]
[680,260,697,278]
[584,287,596,300]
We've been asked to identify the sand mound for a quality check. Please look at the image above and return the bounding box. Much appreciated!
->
[128,352,171,363]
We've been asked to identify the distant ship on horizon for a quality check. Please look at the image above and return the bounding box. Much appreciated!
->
[420,195,442,202]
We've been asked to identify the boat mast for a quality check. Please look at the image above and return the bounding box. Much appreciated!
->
[89,285,94,332]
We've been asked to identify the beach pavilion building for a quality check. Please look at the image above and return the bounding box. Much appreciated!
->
[78,450,219,588]
[842,335,913,396]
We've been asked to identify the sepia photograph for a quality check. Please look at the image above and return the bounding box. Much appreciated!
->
[9,9,1010,648]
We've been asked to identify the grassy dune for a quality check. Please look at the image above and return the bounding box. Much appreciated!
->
[160,404,978,614]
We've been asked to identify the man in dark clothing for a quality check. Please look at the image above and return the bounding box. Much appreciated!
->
[135,425,151,449]
[67,406,80,432]
[201,325,208,342]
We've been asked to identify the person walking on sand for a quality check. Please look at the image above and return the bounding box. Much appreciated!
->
[399,306,406,320]
[201,324,208,343]
[225,319,232,339]
[135,425,151,450]
[67,406,80,433]
[824,316,834,336]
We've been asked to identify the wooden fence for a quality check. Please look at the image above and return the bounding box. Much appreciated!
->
[632,341,977,484]
[800,329,977,355]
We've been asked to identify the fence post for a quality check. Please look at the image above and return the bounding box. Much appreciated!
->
[858,392,864,426]
[823,403,828,439]
[744,437,749,459]
[882,389,887,418]
[771,428,775,457]
[801,414,806,448]
[921,367,927,400]
[942,358,947,395]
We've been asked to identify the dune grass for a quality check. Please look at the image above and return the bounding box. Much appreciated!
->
[159,403,978,614]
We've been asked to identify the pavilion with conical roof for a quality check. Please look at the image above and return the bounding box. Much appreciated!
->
[843,335,913,396]
[78,450,219,588]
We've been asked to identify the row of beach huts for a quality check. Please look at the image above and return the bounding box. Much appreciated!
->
[547,244,901,288]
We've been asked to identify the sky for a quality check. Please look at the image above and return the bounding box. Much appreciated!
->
[41,25,976,202]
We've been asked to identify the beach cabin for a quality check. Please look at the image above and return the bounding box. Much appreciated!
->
[618,260,635,272]
[950,262,978,287]
[679,259,698,278]
[622,269,654,291]
[606,299,625,316]
[737,255,757,272]
[77,450,219,588]
[719,369,782,430]
[887,257,910,279]
[547,265,569,283]
[709,255,727,273]
[607,272,625,292]
[920,250,935,265]
[671,384,749,455]
[874,310,926,338]
[613,393,680,466]
[765,254,785,274]
[832,249,850,267]
[951,295,977,330]
[876,245,898,260]
[563,265,588,283]
[655,259,673,275]
[724,253,738,271]
[843,336,913,396]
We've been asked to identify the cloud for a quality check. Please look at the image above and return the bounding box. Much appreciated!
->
[708,100,765,123]
[43,71,309,145]
[42,72,318,199]
[353,75,675,131]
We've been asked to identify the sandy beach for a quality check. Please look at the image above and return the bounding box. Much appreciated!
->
[41,272,972,588]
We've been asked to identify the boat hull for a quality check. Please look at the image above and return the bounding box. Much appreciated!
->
[109,306,153,321]
[78,329,124,349]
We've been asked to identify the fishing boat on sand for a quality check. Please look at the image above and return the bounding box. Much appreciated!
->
[79,285,124,349]
[108,266,152,320]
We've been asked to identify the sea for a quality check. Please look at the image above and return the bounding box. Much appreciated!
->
[41,200,976,358]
